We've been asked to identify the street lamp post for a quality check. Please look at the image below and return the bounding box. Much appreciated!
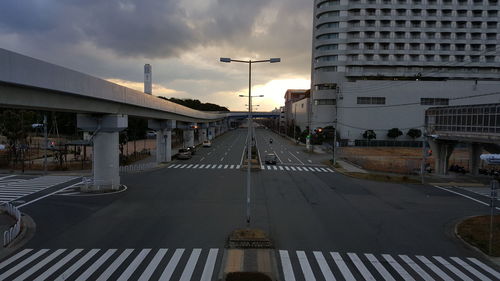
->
[220,57,280,226]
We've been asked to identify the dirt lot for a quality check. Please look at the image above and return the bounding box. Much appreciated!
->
[338,147,474,174]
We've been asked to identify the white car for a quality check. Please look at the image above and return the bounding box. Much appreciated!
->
[202,140,212,147]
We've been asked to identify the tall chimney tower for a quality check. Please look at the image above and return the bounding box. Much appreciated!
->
[144,64,152,94]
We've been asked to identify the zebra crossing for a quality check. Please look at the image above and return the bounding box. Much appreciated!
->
[0,248,220,281]
[2,248,497,281]
[0,175,78,204]
[279,249,500,281]
[167,163,334,173]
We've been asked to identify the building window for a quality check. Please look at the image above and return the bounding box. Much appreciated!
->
[315,99,336,105]
[316,55,338,62]
[316,66,338,72]
[317,33,339,40]
[316,44,338,51]
[317,0,340,8]
[316,83,337,90]
[317,11,340,19]
[357,97,386,104]
[421,98,449,105]
[317,22,339,29]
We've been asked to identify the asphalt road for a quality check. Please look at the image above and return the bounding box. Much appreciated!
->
[2,128,499,280]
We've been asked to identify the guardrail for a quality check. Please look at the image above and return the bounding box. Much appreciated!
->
[119,162,157,173]
[3,203,21,247]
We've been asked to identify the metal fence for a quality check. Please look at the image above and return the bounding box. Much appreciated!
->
[354,140,423,147]
[3,203,21,247]
[119,162,157,173]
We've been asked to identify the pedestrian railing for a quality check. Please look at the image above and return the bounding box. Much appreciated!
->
[3,203,21,247]
[119,162,157,173]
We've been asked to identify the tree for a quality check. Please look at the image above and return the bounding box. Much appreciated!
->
[362,130,376,140]
[407,128,422,139]
[158,97,229,112]
[387,128,403,139]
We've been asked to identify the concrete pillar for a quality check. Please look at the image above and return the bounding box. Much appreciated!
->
[200,123,208,142]
[469,142,482,176]
[77,114,127,190]
[209,125,215,140]
[429,140,456,175]
[184,129,195,147]
[148,120,175,163]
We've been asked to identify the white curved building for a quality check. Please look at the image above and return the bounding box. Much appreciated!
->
[311,0,500,142]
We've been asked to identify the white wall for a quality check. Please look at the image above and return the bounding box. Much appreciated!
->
[291,98,310,132]
[336,80,500,141]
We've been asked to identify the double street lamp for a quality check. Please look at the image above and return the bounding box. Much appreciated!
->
[220,57,280,226]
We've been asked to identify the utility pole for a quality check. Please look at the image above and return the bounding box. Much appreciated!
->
[293,104,297,142]
[43,114,48,175]
[489,180,498,255]
[421,127,427,184]
[332,87,339,165]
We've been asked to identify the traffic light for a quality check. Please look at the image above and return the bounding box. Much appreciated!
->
[427,149,432,156]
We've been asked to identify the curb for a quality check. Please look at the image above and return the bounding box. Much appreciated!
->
[453,215,500,268]
[0,213,36,261]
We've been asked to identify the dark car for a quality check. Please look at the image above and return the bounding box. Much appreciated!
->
[186,146,196,155]
[177,148,192,159]
[264,153,277,165]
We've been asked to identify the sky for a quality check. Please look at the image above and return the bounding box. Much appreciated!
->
[0,0,313,111]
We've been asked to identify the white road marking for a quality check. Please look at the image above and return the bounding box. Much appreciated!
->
[278,166,284,170]
[117,249,151,281]
[399,255,434,281]
[382,254,415,281]
[284,166,290,171]
[331,252,355,281]
[0,249,50,280]
[297,251,316,281]
[308,160,312,163]
[289,151,304,165]
[159,248,184,280]
[14,249,66,281]
[290,166,297,171]
[433,186,500,210]
[193,164,199,168]
[179,249,201,281]
[313,251,336,281]
[34,249,83,281]
[55,249,100,280]
[200,249,219,281]
[365,253,395,281]
[236,165,240,169]
[96,249,133,281]
[75,249,116,281]
[199,157,205,162]
[451,257,491,281]
[467,258,500,279]
[433,256,473,281]
[279,250,296,281]
[417,255,453,281]
[138,249,168,281]
[220,157,224,162]
[347,253,375,281]
[230,165,235,169]
[224,165,229,169]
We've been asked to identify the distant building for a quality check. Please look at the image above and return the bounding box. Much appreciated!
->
[291,97,310,136]
[284,89,310,135]
[310,0,500,142]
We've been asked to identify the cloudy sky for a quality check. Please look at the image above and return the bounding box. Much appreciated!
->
[0,0,313,111]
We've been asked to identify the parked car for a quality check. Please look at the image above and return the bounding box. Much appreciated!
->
[177,148,192,159]
[264,153,277,165]
[203,140,212,147]
[186,145,196,155]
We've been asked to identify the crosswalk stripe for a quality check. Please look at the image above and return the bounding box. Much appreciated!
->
[365,253,395,281]
[296,167,303,171]
[267,166,271,170]
[290,167,297,171]
[433,256,473,281]
[284,166,290,171]
[314,167,322,172]
[331,252,356,281]
[186,164,193,168]
[138,248,168,280]
[180,248,201,281]
[451,257,491,281]
[224,165,228,169]
[211,164,217,169]
[96,249,133,280]
[13,249,66,281]
[261,165,265,169]
[320,168,329,172]
[193,164,199,168]
[273,166,278,170]
[230,165,235,169]
[75,249,117,281]
[326,168,334,172]
[347,253,375,280]
[55,249,100,280]
[467,258,500,279]
[199,164,205,168]
[0,249,49,280]
[217,165,223,169]
[382,254,415,281]
[159,248,184,280]
[297,251,316,281]
[236,165,240,169]
[172,164,180,168]
[179,164,188,168]
[279,166,284,170]
[417,255,453,281]
[0,175,16,180]
[117,248,151,281]
[200,249,218,281]
[313,251,336,281]
[279,250,296,281]
[34,249,83,281]
[399,255,434,281]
